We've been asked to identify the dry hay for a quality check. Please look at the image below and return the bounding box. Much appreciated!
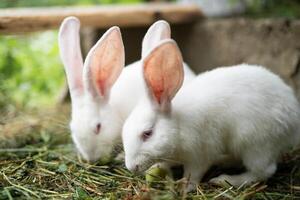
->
[0,107,299,199]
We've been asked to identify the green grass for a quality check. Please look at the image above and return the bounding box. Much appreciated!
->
[0,32,65,110]
[245,0,300,19]
[0,108,300,199]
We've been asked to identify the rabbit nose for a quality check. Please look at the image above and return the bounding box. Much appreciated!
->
[133,165,139,173]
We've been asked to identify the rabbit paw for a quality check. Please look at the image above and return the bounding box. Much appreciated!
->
[209,173,255,187]
[209,174,235,186]
[185,182,197,192]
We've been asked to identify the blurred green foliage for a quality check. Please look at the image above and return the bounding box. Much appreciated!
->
[0,0,299,111]
[0,32,64,110]
[246,0,300,18]
[0,0,142,111]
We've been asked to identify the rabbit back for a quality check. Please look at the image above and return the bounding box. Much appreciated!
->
[175,64,300,160]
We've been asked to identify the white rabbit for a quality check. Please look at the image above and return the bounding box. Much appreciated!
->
[58,17,195,162]
[122,39,300,191]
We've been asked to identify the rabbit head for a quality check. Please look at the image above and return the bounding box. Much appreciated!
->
[59,17,125,162]
[122,39,184,172]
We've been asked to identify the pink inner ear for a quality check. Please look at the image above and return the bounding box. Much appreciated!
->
[153,83,164,104]
[91,42,111,96]
[144,58,165,104]
[143,41,183,106]
[89,28,124,97]
[94,76,106,97]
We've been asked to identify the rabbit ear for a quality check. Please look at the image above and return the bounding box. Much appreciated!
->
[142,20,171,58]
[83,26,125,99]
[58,16,84,99]
[143,39,184,112]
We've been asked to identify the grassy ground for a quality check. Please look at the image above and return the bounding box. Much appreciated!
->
[0,107,299,199]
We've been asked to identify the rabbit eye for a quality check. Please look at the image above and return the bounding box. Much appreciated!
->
[142,129,153,141]
[94,123,101,135]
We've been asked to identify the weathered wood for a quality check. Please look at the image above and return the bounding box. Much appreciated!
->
[171,18,300,97]
[0,3,202,34]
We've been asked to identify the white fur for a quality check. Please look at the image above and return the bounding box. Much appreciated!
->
[123,45,300,190]
[59,17,196,161]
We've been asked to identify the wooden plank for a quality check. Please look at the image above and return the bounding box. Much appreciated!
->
[0,3,202,34]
